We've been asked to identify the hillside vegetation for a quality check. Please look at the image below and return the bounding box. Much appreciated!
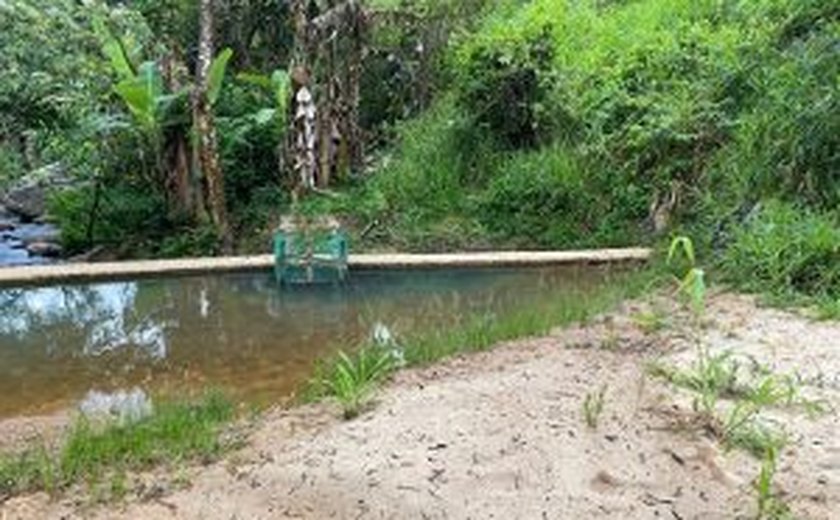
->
[1,0,837,306]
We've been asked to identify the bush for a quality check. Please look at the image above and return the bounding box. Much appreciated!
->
[49,184,167,255]
[456,26,558,149]
[328,97,494,251]
[720,201,840,300]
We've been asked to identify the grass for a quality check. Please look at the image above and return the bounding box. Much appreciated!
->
[309,267,657,418]
[755,446,793,519]
[404,268,656,366]
[648,351,740,414]
[815,297,840,321]
[582,385,607,429]
[0,391,235,500]
[322,348,395,419]
[723,402,787,458]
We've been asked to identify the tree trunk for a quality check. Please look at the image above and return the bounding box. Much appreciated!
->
[193,0,232,252]
[161,47,198,221]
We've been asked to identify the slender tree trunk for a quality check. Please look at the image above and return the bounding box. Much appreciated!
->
[194,0,232,252]
[286,0,317,195]
[161,47,197,221]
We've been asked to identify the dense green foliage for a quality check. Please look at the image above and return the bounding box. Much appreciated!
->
[2,0,837,303]
[319,0,838,304]
[720,201,839,303]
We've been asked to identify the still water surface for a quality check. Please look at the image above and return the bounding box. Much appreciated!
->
[0,266,620,418]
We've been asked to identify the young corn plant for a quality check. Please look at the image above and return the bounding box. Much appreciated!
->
[755,446,792,519]
[323,347,394,419]
[582,385,608,429]
[667,235,726,416]
[667,236,707,319]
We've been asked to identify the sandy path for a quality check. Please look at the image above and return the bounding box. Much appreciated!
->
[2,293,838,519]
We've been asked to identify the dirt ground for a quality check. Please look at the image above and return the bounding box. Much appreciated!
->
[2,292,839,519]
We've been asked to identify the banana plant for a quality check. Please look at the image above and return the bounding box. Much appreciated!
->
[236,68,290,130]
[92,16,232,133]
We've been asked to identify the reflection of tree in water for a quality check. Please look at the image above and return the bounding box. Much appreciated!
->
[0,282,170,360]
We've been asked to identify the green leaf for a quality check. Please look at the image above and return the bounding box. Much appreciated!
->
[208,48,233,106]
[270,69,290,110]
[92,16,134,80]
[667,235,695,266]
[253,108,277,126]
[236,72,272,90]
[115,80,154,128]
[114,62,164,130]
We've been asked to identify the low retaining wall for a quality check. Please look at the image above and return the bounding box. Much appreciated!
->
[0,248,651,287]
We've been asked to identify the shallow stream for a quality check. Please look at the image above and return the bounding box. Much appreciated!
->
[0,266,621,418]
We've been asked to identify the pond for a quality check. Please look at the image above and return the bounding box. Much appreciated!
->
[0,265,623,418]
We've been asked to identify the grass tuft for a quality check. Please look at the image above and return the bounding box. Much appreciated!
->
[582,385,607,429]
[322,348,395,419]
[0,391,234,499]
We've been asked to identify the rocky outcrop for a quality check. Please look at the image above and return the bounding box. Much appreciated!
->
[3,184,46,221]
[0,164,69,265]
[1,163,71,221]
[25,241,62,257]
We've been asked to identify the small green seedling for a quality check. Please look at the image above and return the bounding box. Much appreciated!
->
[667,236,707,317]
[583,385,608,429]
[755,446,792,519]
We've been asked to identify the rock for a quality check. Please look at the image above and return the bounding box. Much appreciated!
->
[1,162,71,221]
[20,226,60,245]
[26,241,62,257]
[27,162,70,185]
[3,184,45,221]
[0,221,14,232]
[33,214,55,225]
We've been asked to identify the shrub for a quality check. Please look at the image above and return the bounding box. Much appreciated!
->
[720,201,840,300]
[326,97,494,251]
[456,25,558,149]
[479,145,641,247]
[49,184,167,255]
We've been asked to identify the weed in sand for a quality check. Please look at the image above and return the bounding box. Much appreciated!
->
[722,401,787,457]
[633,309,669,334]
[323,347,395,419]
[649,351,741,415]
[0,391,234,498]
[582,386,608,429]
[668,236,706,317]
[755,446,793,519]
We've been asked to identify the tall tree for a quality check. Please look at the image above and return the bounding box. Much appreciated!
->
[284,0,367,195]
[193,0,231,251]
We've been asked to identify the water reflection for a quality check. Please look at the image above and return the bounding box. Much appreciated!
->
[0,282,168,359]
[0,266,618,417]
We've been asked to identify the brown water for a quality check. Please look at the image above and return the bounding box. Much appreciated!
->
[0,265,623,418]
